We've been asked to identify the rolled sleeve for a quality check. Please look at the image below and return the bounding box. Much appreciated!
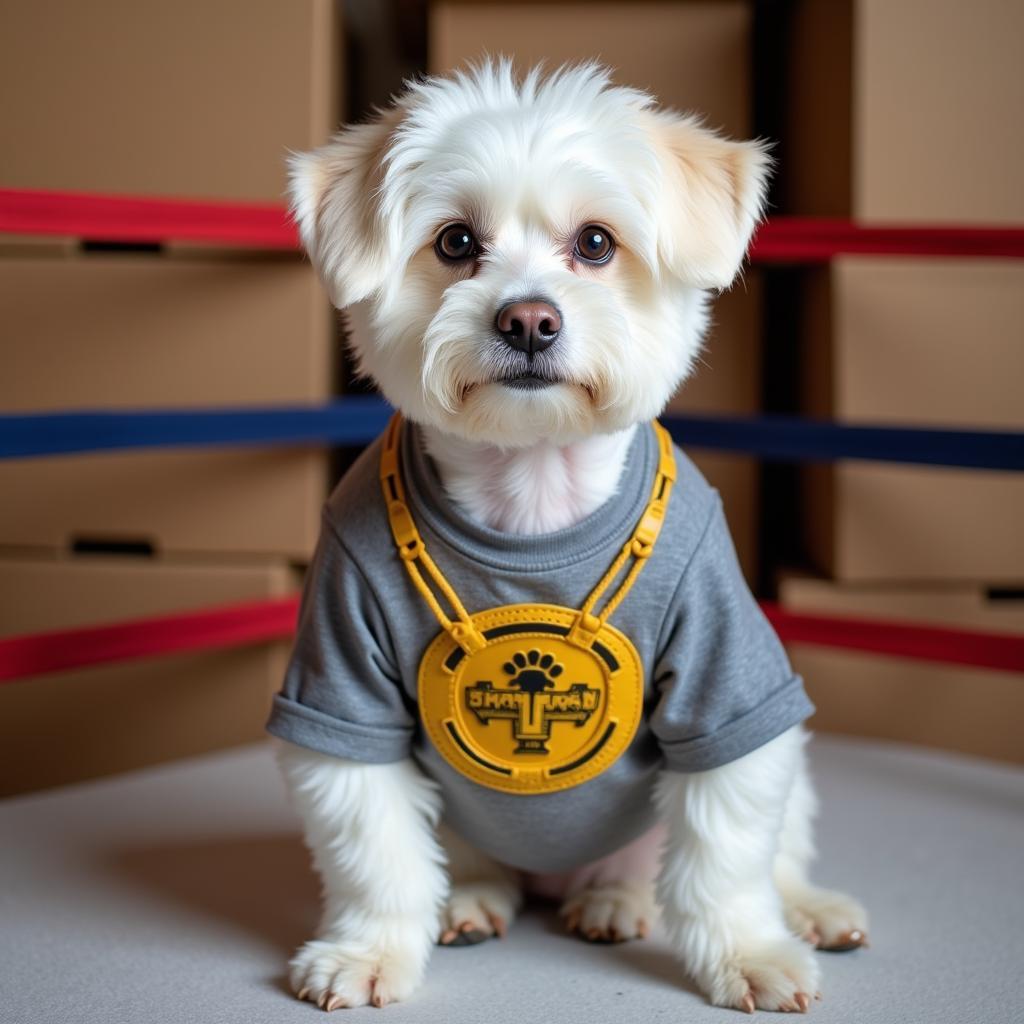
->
[265,516,415,762]
[267,693,412,762]
[658,674,814,772]
[650,497,814,773]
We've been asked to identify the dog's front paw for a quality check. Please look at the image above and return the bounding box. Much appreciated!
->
[290,927,430,1010]
[704,937,821,1014]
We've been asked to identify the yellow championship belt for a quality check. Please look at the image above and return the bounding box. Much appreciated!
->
[380,415,676,795]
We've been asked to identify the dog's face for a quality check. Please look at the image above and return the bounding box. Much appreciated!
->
[291,62,769,447]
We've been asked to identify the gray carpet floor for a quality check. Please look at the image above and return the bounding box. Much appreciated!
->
[1,736,1022,1024]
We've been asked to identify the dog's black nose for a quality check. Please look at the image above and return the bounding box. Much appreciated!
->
[496,300,561,358]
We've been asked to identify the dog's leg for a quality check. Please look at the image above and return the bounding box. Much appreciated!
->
[774,733,869,951]
[655,725,821,1013]
[555,825,662,942]
[437,824,522,946]
[277,742,448,1009]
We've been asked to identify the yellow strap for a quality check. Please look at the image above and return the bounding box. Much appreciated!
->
[380,415,487,654]
[380,415,676,654]
[566,419,676,648]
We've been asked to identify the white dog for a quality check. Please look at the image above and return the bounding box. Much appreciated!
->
[269,61,867,1014]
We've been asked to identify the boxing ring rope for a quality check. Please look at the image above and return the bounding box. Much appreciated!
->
[2,400,1023,470]
[1,187,1022,684]
[0,188,298,250]
[2,593,1022,686]
[3,187,1024,260]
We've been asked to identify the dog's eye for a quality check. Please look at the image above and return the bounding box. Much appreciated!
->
[435,224,479,262]
[574,225,615,265]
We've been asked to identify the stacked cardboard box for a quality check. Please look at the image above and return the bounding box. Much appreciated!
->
[781,0,1024,760]
[0,555,302,796]
[0,0,340,201]
[780,576,1024,765]
[0,252,333,558]
[799,259,1024,584]
[0,0,341,792]
[428,0,762,581]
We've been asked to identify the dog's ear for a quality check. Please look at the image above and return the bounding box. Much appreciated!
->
[644,111,771,290]
[288,106,404,307]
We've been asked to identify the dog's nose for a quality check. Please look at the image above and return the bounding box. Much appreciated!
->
[495,300,562,358]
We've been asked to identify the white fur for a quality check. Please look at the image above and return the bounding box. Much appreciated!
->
[279,59,865,1012]
[655,728,820,1010]
[276,744,448,1008]
[420,422,636,534]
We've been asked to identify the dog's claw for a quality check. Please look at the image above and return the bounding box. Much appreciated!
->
[795,992,811,1013]
[440,922,490,946]
[741,992,756,1014]
[297,987,310,1002]
[823,928,867,952]
[325,994,346,1012]
[487,912,507,938]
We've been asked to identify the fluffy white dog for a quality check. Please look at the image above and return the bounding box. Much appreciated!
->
[271,61,867,1013]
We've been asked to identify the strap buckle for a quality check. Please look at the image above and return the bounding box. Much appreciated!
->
[388,500,422,558]
[568,611,603,649]
[450,622,487,654]
[631,499,665,558]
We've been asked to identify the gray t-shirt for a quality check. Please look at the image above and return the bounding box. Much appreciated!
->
[267,422,813,872]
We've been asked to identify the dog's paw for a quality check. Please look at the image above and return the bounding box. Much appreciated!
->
[707,937,821,1013]
[560,881,656,943]
[290,930,428,1010]
[438,881,520,945]
[784,885,869,951]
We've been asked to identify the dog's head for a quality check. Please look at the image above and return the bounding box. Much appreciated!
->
[291,61,769,447]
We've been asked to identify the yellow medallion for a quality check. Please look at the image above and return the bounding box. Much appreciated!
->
[380,415,676,795]
[417,604,643,793]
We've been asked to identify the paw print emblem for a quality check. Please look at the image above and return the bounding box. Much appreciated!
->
[503,649,564,701]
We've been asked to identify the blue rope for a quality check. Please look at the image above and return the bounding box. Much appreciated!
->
[0,397,393,460]
[1,398,1022,471]
[662,415,1024,471]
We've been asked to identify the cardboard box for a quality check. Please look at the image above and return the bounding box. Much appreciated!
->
[668,277,762,584]
[0,251,334,559]
[801,258,1024,582]
[784,0,1024,222]
[780,573,1024,765]
[0,0,340,201]
[0,554,301,795]
[429,0,752,137]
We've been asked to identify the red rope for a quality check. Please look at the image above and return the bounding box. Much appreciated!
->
[752,219,1024,262]
[763,602,1024,674]
[0,188,298,249]
[0,596,300,684]
[3,188,1024,260]
[1,593,1021,684]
